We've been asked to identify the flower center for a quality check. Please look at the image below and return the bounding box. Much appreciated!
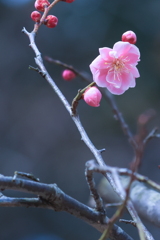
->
[105,55,130,81]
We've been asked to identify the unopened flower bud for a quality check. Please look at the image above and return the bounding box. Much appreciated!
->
[122,30,137,44]
[62,69,76,81]
[45,15,58,28]
[83,86,102,107]
[61,0,75,3]
[35,0,50,12]
[31,11,41,22]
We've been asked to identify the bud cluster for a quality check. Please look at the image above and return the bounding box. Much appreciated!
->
[31,0,58,28]
[31,0,75,28]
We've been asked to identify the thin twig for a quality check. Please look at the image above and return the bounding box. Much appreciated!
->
[71,82,96,115]
[85,160,104,213]
[143,127,160,145]
[86,161,160,193]
[119,219,136,228]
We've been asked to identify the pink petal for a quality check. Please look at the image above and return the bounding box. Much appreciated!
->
[90,65,98,77]
[106,72,135,95]
[113,41,131,57]
[113,41,140,65]
[106,72,122,88]
[99,47,113,61]
[120,72,134,91]
[127,44,140,58]
[122,44,140,65]
[94,69,108,88]
[106,83,126,95]
[90,55,108,70]
[126,64,140,78]
[129,77,136,88]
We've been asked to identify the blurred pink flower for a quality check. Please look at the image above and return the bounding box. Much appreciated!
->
[62,69,76,81]
[90,41,140,95]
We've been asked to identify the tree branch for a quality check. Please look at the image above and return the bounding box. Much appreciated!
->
[22,28,154,240]
[98,175,160,228]
[0,175,133,240]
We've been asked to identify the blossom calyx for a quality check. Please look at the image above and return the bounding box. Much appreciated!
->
[35,0,50,12]
[122,31,137,44]
[31,11,41,22]
[45,15,58,28]
[83,87,102,107]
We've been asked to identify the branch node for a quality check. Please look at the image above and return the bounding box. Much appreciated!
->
[119,219,136,227]
[13,171,40,182]
[99,148,106,154]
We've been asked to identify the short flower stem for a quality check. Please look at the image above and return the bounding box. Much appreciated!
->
[48,0,61,10]
[71,82,96,115]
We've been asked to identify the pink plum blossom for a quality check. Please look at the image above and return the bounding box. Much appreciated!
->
[62,69,76,81]
[90,41,140,95]
[83,86,102,107]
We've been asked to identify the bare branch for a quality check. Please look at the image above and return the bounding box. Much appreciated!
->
[119,219,136,228]
[0,175,133,240]
[143,127,160,145]
[98,175,160,229]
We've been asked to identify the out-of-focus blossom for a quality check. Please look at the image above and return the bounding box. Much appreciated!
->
[122,30,137,44]
[62,69,76,81]
[90,41,140,95]
[61,0,75,3]
[83,86,102,107]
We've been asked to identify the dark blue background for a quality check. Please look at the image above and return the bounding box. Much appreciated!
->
[0,0,160,239]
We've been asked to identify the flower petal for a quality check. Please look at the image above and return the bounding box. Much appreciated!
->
[99,47,113,61]
[113,41,131,57]
[113,41,140,65]
[106,83,126,95]
[127,44,140,58]
[90,65,97,77]
[126,64,140,78]
[90,55,108,70]
[106,72,122,88]
[94,69,108,88]
[120,72,135,91]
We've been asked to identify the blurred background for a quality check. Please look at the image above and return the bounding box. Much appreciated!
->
[0,0,160,239]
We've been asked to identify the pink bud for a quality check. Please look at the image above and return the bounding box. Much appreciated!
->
[62,69,76,81]
[122,30,137,44]
[83,86,102,107]
[31,11,41,22]
[45,15,58,28]
[35,0,50,12]
[61,0,75,2]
